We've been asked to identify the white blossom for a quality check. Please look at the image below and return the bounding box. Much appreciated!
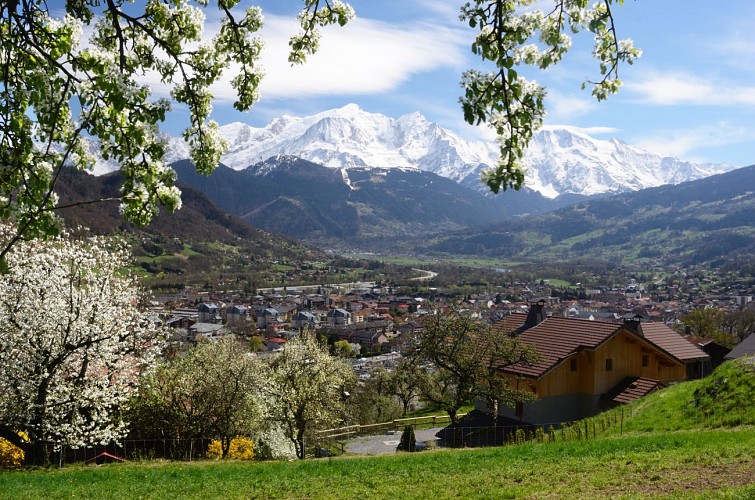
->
[0,224,164,448]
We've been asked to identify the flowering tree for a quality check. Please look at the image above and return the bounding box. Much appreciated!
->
[0,0,354,258]
[460,0,640,194]
[0,224,163,456]
[128,336,264,458]
[264,332,355,459]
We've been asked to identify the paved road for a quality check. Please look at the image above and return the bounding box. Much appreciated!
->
[409,268,438,281]
[345,427,442,455]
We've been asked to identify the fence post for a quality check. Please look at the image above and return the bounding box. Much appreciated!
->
[620,408,624,435]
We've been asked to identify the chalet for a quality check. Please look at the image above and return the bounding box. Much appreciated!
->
[685,335,731,370]
[638,322,711,379]
[490,306,693,425]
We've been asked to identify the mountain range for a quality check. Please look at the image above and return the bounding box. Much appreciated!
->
[58,155,755,271]
[71,104,754,267]
[179,104,736,199]
[170,157,514,246]
[85,104,738,202]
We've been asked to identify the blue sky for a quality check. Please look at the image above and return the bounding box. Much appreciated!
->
[81,1,755,167]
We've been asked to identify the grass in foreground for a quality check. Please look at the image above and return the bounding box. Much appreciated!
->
[1,428,753,499]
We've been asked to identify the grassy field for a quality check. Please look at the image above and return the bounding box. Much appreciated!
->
[2,360,753,499]
[1,429,753,499]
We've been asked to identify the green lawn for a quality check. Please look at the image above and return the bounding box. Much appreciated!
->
[2,429,753,499]
[4,361,753,499]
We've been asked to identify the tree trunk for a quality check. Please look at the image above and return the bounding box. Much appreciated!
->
[221,436,231,458]
[448,408,458,426]
[296,429,306,460]
[0,427,25,448]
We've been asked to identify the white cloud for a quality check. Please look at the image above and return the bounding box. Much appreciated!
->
[207,15,468,102]
[544,90,596,120]
[632,122,755,161]
[627,72,755,106]
[413,0,461,21]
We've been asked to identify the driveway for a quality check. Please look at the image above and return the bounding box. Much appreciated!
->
[344,427,442,455]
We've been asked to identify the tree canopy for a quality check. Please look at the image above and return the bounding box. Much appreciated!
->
[0,225,163,454]
[264,331,355,459]
[410,311,537,425]
[127,336,264,458]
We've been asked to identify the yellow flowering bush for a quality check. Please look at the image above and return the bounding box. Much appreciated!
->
[0,432,27,467]
[206,437,255,460]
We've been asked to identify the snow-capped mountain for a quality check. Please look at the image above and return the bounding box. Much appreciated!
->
[90,103,738,199]
[210,104,736,199]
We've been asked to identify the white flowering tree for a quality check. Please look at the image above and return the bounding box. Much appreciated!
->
[264,332,356,459]
[0,224,163,458]
[0,0,354,258]
[460,0,640,194]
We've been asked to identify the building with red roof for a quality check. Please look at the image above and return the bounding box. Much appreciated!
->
[489,302,705,425]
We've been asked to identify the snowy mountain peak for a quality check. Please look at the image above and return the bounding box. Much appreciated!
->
[89,104,738,199]
[212,109,738,198]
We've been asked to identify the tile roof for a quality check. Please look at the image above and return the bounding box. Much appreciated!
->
[641,323,709,362]
[491,313,526,335]
[499,316,623,378]
[602,377,664,404]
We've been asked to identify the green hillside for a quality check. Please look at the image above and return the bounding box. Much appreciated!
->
[417,165,755,267]
[2,359,753,499]
[54,168,409,291]
[601,357,755,433]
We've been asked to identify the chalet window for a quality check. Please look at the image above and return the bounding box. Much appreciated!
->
[605,358,613,371]
[642,354,649,367]
[570,359,577,371]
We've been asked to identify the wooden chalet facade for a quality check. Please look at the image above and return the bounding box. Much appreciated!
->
[490,309,698,425]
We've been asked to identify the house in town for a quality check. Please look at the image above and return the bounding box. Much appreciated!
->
[226,304,249,326]
[489,303,706,425]
[257,307,280,329]
[326,308,352,326]
[291,311,319,331]
[197,302,220,323]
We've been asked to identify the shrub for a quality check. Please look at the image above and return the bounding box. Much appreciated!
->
[206,437,255,460]
[0,432,27,467]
